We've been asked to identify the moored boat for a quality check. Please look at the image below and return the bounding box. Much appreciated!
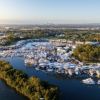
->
[97,80,100,84]
[82,78,95,84]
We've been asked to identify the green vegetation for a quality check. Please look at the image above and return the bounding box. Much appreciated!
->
[1,29,100,46]
[5,32,20,45]
[0,61,59,100]
[73,44,100,62]
[62,30,100,42]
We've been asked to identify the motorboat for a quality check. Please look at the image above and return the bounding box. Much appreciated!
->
[97,80,100,84]
[47,68,53,72]
[82,78,95,84]
[35,67,40,71]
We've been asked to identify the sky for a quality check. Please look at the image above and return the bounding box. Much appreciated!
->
[0,0,100,24]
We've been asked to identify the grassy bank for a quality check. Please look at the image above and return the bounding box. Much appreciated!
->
[0,61,59,100]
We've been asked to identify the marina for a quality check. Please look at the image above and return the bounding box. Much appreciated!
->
[0,39,99,79]
[0,0,100,99]
[0,39,100,100]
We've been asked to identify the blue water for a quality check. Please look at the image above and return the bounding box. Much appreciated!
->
[0,80,27,100]
[1,57,100,100]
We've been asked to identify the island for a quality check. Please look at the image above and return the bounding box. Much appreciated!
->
[0,61,59,100]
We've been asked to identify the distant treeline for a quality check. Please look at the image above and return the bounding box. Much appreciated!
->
[1,29,100,45]
[63,30,100,42]
[0,61,59,100]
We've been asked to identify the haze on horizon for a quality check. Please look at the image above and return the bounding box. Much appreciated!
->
[0,0,100,24]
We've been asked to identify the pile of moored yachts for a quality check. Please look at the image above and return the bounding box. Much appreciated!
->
[0,39,100,85]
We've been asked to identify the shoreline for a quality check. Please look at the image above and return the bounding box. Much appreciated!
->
[0,61,59,100]
[0,78,28,100]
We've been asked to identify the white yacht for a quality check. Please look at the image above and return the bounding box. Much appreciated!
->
[35,67,40,71]
[82,78,95,84]
[47,68,53,72]
[97,80,100,84]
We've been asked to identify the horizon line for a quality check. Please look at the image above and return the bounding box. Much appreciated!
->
[0,23,100,25]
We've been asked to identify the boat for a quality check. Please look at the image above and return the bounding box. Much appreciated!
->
[97,80,100,84]
[35,67,40,71]
[82,78,95,84]
[47,68,53,72]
